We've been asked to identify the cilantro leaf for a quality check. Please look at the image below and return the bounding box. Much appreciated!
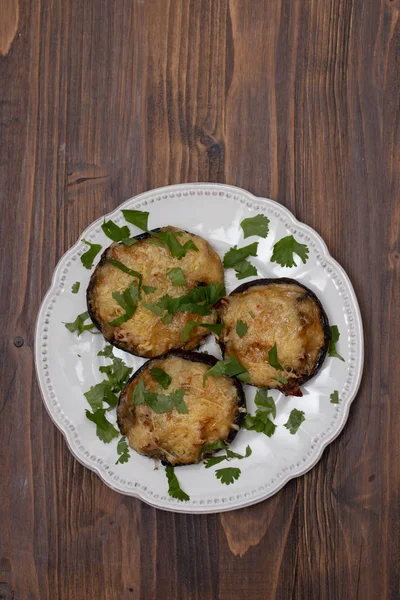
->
[223,242,259,268]
[244,390,277,437]
[249,310,255,318]
[85,408,119,443]
[84,381,118,410]
[234,260,258,280]
[215,467,241,485]
[150,367,171,389]
[121,237,138,246]
[101,219,130,242]
[167,267,187,286]
[106,258,143,283]
[272,376,288,384]
[152,282,226,322]
[71,281,80,294]
[99,356,133,392]
[131,379,187,414]
[329,325,345,361]
[109,281,140,326]
[152,231,199,260]
[142,285,156,294]
[81,239,102,269]
[132,378,146,405]
[97,345,114,357]
[330,390,339,404]
[284,409,305,434]
[122,209,149,231]
[142,302,164,316]
[198,440,228,457]
[268,343,284,371]
[116,436,130,464]
[271,235,309,268]
[180,321,223,342]
[203,357,250,385]
[236,320,248,338]
[169,389,188,414]
[64,311,95,335]
[226,445,252,460]
[205,455,227,468]
[165,465,190,501]
[240,214,270,239]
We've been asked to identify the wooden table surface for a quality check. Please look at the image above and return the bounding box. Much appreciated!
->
[1,1,399,599]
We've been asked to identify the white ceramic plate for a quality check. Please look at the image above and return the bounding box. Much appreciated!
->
[35,183,363,513]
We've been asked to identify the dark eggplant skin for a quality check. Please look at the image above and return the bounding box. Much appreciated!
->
[117,350,246,467]
[216,277,331,396]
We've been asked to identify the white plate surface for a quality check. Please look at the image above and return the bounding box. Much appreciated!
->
[35,183,363,513]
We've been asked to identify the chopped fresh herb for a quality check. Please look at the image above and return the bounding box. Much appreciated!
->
[142,285,156,294]
[330,390,339,404]
[64,311,95,336]
[106,258,142,283]
[223,242,259,268]
[329,325,345,361]
[268,343,284,371]
[165,465,190,501]
[150,367,171,390]
[81,239,102,269]
[142,301,164,316]
[163,313,173,324]
[167,267,187,286]
[272,376,288,384]
[72,281,80,294]
[284,409,305,434]
[215,467,241,485]
[271,235,309,268]
[109,281,140,326]
[240,214,270,239]
[85,408,119,443]
[101,219,130,242]
[121,237,138,246]
[198,440,228,457]
[99,356,133,393]
[249,310,255,318]
[236,320,248,338]
[244,389,277,437]
[131,379,188,414]
[226,445,252,460]
[203,356,250,385]
[84,381,118,410]
[116,436,130,464]
[151,231,199,260]
[180,321,223,342]
[203,443,252,468]
[152,282,226,321]
[97,345,114,357]
[234,260,258,280]
[205,455,227,468]
[122,209,149,231]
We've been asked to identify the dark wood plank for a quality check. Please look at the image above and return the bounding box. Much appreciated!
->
[0,0,399,599]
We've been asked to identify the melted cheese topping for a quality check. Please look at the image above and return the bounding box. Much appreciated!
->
[88,228,224,357]
[218,283,325,388]
[119,355,240,465]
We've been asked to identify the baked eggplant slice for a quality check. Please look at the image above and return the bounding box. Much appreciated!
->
[117,351,246,466]
[87,227,224,358]
[217,278,330,395]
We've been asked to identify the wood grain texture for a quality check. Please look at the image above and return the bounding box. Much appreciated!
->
[0,0,399,598]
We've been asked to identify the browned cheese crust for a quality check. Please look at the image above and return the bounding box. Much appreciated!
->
[117,353,245,466]
[217,279,330,394]
[87,227,224,358]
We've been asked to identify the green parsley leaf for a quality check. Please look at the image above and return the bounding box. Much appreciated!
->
[271,235,309,268]
[71,281,80,294]
[268,343,284,371]
[121,237,138,246]
[240,214,270,239]
[81,239,102,269]
[152,231,199,260]
[198,440,228,457]
[244,389,277,437]
[236,320,248,338]
[116,436,130,464]
[226,445,252,460]
[165,465,190,501]
[330,390,339,404]
[180,321,223,342]
[101,219,130,242]
[329,325,345,361]
[272,376,288,384]
[97,345,114,357]
[249,310,255,318]
[167,267,187,286]
[215,467,241,485]
[150,367,171,389]
[131,379,187,414]
[152,282,226,322]
[142,301,164,316]
[122,209,149,231]
[85,408,119,443]
[205,455,227,468]
[284,409,305,434]
[84,381,118,410]
[223,242,259,268]
[99,356,133,393]
[106,258,143,283]
[64,311,95,336]
[203,357,250,385]
[142,285,156,294]
[169,389,188,414]
[132,379,146,405]
[109,281,140,326]
[234,260,258,280]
